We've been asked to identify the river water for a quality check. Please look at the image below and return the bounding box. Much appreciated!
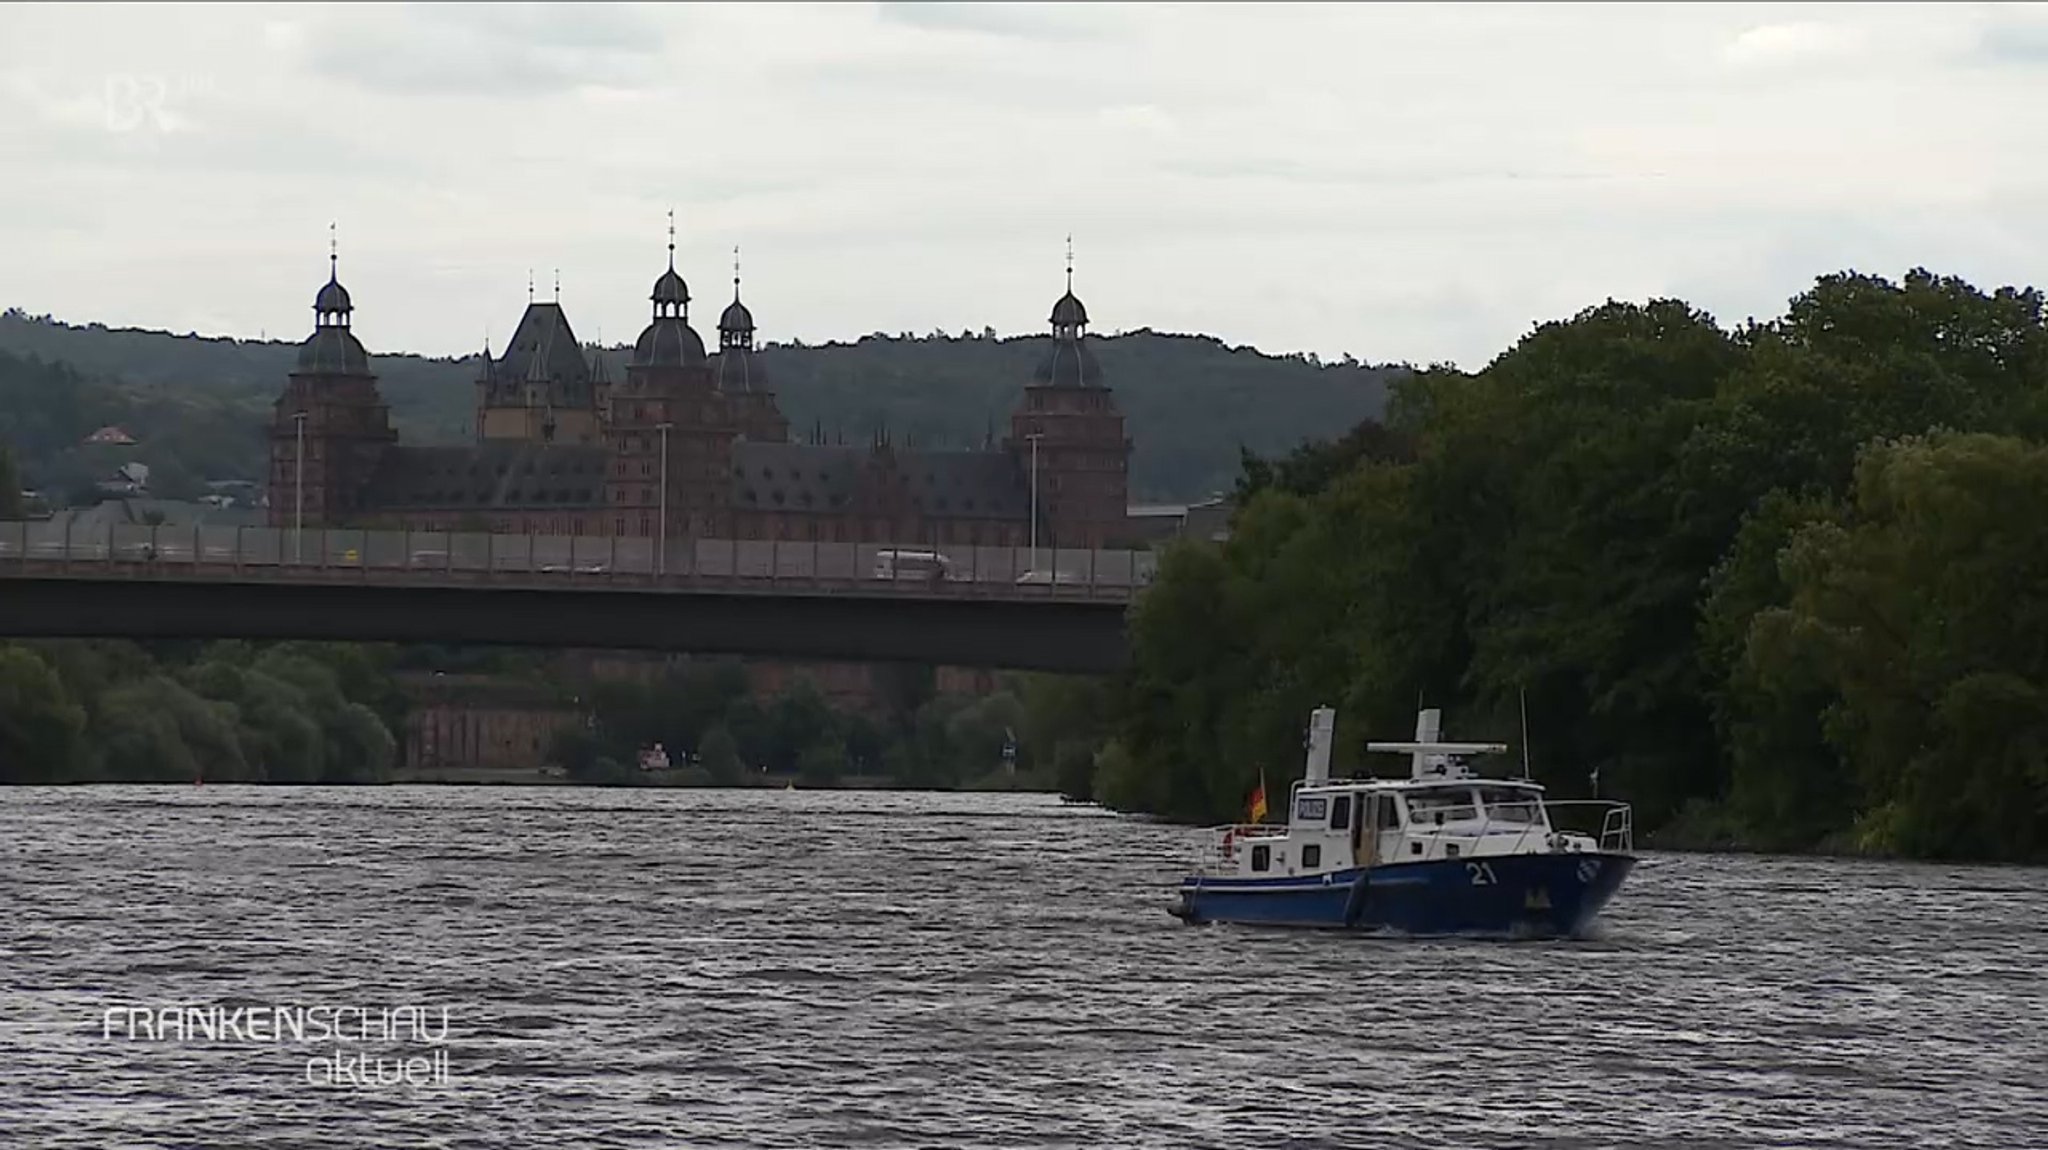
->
[2,787,2043,1149]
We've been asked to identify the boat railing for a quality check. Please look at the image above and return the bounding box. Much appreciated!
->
[1194,822,1288,872]
[1541,800,1634,854]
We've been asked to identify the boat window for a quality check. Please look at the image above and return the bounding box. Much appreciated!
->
[1406,788,1479,825]
[1478,786,1545,826]
[1379,797,1402,829]
[1295,796,1327,823]
[1302,844,1322,869]
[1251,845,1270,872]
[1329,795,1352,830]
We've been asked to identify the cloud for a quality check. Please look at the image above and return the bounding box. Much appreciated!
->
[873,2,1125,43]
[1,2,2045,373]
[1722,21,1866,69]
[1965,3,2048,67]
[294,3,673,98]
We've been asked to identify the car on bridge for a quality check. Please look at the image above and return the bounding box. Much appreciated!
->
[872,549,964,584]
[1014,568,1087,586]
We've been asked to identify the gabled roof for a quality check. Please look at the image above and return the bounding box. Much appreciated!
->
[493,303,592,402]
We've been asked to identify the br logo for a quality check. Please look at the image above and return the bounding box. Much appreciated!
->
[104,74,210,133]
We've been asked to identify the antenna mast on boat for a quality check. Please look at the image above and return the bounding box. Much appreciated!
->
[1519,687,1532,781]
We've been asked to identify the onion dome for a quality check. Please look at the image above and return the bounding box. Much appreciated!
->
[296,327,369,374]
[1033,338,1102,387]
[652,266,689,310]
[633,317,707,368]
[315,277,352,315]
[296,248,369,374]
[720,297,754,334]
[1049,290,1088,330]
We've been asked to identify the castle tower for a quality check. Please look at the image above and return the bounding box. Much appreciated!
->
[477,270,601,446]
[605,213,736,541]
[1006,239,1131,548]
[714,246,790,444]
[267,232,396,529]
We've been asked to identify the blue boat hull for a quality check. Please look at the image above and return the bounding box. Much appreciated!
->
[1172,851,1633,937]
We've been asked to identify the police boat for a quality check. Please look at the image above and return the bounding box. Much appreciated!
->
[1167,706,1634,937]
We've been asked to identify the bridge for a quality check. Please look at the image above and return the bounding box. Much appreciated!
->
[0,522,1156,672]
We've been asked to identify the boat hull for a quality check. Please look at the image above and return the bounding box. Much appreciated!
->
[1171,851,1633,937]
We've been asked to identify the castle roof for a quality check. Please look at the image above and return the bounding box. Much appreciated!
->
[729,443,1031,520]
[365,443,608,511]
[296,326,370,375]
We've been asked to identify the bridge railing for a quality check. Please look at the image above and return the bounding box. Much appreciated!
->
[0,520,1160,600]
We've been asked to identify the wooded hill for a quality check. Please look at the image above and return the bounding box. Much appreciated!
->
[0,307,1397,506]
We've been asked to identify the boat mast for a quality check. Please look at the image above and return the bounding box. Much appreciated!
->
[1519,687,1532,781]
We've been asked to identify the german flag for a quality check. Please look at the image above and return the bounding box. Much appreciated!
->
[1247,770,1268,824]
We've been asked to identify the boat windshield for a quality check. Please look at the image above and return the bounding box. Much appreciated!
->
[1404,788,1479,825]
[1476,786,1546,826]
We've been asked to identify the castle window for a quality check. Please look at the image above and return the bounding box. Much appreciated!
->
[772,490,785,505]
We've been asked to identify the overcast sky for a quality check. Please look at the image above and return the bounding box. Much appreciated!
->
[2,2,2046,369]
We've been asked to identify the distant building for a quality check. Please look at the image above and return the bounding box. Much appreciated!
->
[400,673,582,772]
[83,425,138,446]
[1120,496,1235,545]
[48,497,262,535]
[95,462,150,497]
[267,239,1137,549]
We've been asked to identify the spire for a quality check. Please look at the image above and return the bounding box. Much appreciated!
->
[527,268,534,304]
[553,268,560,304]
[313,226,353,326]
[1065,233,1073,294]
[667,207,676,271]
[733,244,742,302]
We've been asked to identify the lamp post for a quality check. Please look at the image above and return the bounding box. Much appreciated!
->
[1025,431,1043,574]
[292,410,308,564]
[656,421,673,576]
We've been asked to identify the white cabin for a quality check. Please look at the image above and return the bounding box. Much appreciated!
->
[1202,707,1631,880]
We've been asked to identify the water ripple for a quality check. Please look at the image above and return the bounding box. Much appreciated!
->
[3,786,2046,1147]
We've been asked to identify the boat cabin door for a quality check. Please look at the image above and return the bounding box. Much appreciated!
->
[1351,793,1383,868]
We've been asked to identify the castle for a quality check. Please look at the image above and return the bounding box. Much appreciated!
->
[267,231,1134,549]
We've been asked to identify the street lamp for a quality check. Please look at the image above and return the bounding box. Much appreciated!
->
[1025,430,1043,574]
[292,410,308,564]
[656,421,673,576]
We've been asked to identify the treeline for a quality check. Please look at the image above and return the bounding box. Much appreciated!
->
[0,632,1118,793]
[1093,269,2048,863]
[552,662,1115,793]
[0,307,1396,503]
[0,640,405,784]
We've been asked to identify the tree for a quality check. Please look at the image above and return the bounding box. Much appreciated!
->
[1739,433,2048,859]
[0,645,86,782]
[797,740,843,787]
[699,724,743,785]
[0,443,21,519]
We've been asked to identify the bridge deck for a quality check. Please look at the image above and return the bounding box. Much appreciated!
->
[0,524,1151,670]
[0,523,1157,603]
